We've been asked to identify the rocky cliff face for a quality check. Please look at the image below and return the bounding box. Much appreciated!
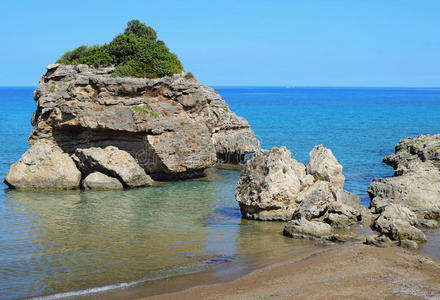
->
[5,64,259,189]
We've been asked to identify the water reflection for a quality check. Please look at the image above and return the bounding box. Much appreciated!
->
[2,175,220,297]
[0,169,317,298]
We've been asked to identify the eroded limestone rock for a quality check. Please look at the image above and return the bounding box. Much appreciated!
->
[368,134,440,220]
[74,146,153,188]
[293,180,334,220]
[4,142,81,190]
[367,134,440,248]
[306,145,345,190]
[236,145,369,229]
[82,172,123,190]
[5,64,260,188]
[283,218,333,240]
[235,147,305,221]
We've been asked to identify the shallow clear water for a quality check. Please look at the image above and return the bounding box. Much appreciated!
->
[1,86,440,298]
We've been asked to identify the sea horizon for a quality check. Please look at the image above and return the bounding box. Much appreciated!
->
[2,85,440,89]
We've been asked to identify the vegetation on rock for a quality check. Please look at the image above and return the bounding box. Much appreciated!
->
[184,72,195,80]
[132,105,159,118]
[56,20,185,78]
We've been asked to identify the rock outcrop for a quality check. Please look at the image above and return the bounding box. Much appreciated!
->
[4,142,81,190]
[306,145,345,190]
[4,64,260,189]
[367,134,440,248]
[235,147,306,221]
[236,145,372,239]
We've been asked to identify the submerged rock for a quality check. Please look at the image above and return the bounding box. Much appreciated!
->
[283,218,333,240]
[365,234,394,248]
[284,217,360,242]
[74,146,153,188]
[4,142,81,190]
[82,172,123,190]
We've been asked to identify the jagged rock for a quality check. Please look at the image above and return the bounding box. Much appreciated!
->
[9,64,260,186]
[368,134,440,249]
[235,147,305,221]
[372,204,426,243]
[368,134,440,221]
[332,189,373,226]
[4,142,81,190]
[366,135,440,248]
[325,201,360,228]
[82,172,123,190]
[368,170,440,219]
[306,145,345,190]
[371,203,427,249]
[374,204,418,234]
[382,134,440,176]
[389,219,426,242]
[236,144,370,232]
[293,180,334,220]
[212,128,261,164]
[74,146,153,188]
[236,144,373,244]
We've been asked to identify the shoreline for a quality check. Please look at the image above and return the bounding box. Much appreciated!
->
[75,241,440,300]
[142,242,440,300]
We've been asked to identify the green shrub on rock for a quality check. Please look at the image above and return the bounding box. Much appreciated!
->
[56,20,184,78]
[124,19,157,40]
[184,72,195,79]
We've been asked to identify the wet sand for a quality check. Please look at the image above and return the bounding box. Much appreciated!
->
[140,242,440,300]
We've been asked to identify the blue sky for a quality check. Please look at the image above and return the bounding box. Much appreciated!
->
[1,0,439,87]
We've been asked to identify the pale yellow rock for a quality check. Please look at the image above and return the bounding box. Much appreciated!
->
[4,142,81,190]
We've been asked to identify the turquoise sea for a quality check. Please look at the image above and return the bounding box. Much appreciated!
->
[1,86,440,298]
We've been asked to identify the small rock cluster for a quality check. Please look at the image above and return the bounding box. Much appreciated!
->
[236,135,440,250]
[5,142,153,190]
[236,145,372,242]
[366,134,440,249]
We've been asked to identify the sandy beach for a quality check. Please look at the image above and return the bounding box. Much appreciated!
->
[141,242,440,300]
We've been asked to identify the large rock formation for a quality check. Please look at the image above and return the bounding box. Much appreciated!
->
[367,134,440,248]
[4,64,260,189]
[236,145,372,234]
